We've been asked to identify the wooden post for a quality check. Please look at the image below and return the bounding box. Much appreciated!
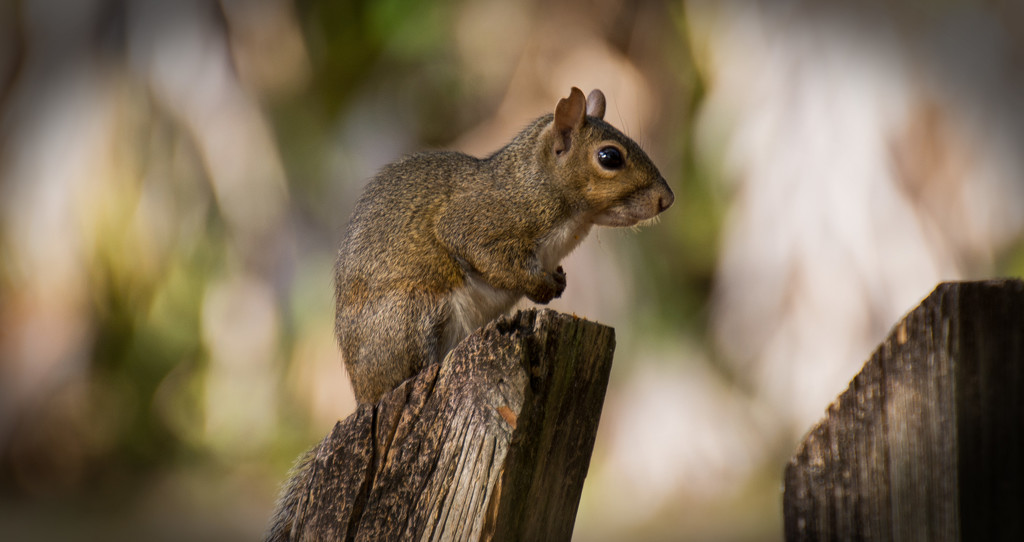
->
[266,309,615,542]
[784,279,1024,541]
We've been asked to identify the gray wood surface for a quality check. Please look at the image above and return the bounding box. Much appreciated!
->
[784,279,1024,541]
[266,309,615,542]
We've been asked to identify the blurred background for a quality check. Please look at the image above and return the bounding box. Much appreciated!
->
[1,0,1022,540]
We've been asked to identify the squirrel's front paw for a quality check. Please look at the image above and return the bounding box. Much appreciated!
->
[527,266,567,304]
[552,265,567,296]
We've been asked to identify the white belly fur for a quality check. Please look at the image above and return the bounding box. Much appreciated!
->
[445,274,519,353]
[538,218,592,271]
[443,217,592,354]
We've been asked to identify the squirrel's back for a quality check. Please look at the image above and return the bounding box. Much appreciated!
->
[337,151,478,294]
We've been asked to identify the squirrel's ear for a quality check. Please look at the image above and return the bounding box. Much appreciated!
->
[553,87,586,155]
[586,89,606,119]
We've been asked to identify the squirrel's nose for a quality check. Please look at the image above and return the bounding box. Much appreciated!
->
[657,183,675,212]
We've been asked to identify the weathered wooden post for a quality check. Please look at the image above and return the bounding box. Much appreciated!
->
[784,279,1024,541]
[266,309,615,542]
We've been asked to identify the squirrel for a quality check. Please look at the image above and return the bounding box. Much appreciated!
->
[334,87,673,404]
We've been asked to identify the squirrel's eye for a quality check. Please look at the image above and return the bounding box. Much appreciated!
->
[597,146,624,170]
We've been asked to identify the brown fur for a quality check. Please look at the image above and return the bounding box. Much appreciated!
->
[334,87,673,403]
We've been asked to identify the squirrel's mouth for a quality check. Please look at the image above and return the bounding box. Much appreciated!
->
[593,205,662,227]
[593,207,648,227]
[593,183,674,227]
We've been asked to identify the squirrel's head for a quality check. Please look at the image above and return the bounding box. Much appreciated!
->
[546,87,674,227]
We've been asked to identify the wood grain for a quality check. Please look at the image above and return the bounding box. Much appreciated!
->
[266,309,615,542]
[784,279,1024,541]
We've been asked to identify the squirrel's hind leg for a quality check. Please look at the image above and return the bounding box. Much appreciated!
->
[339,290,448,403]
